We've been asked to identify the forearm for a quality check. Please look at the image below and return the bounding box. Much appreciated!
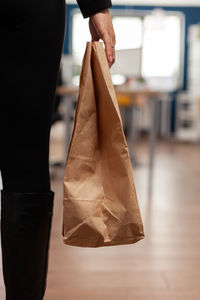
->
[76,0,112,18]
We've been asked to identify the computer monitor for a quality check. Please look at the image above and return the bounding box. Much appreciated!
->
[110,48,142,78]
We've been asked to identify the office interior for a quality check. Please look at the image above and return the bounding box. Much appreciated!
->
[0,0,200,299]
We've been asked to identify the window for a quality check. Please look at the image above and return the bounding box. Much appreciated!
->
[142,12,182,79]
[71,9,184,89]
[72,13,90,66]
[112,17,143,50]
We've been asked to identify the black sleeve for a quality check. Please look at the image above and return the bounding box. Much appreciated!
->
[76,0,112,19]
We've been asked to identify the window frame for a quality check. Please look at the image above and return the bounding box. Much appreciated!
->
[70,7,185,89]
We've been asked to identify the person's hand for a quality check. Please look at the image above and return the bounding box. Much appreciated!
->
[89,9,116,68]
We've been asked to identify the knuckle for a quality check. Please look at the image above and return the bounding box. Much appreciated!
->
[102,31,108,38]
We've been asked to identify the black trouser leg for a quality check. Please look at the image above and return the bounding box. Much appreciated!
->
[0,0,66,193]
[0,0,66,299]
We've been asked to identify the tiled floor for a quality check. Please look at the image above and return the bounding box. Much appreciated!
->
[1,122,200,299]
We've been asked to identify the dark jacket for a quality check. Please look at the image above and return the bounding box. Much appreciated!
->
[76,0,112,18]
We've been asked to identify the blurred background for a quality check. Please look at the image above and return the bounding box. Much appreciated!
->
[1,0,200,299]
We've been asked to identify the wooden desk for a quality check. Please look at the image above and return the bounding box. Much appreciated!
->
[56,85,163,105]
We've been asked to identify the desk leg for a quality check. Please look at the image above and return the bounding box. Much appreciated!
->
[64,95,74,161]
[49,96,73,173]
[125,106,138,165]
[148,98,159,196]
[126,106,133,162]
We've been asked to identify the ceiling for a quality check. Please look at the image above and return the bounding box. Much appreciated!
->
[67,0,200,7]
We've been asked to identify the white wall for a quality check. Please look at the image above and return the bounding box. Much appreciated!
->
[66,0,200,7]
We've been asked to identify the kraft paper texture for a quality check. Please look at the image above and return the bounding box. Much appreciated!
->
[62,41,144,247]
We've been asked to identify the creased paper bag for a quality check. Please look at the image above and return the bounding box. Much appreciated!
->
[62,41,144,247]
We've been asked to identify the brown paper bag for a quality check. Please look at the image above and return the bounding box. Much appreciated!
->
[62,41,144,247]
